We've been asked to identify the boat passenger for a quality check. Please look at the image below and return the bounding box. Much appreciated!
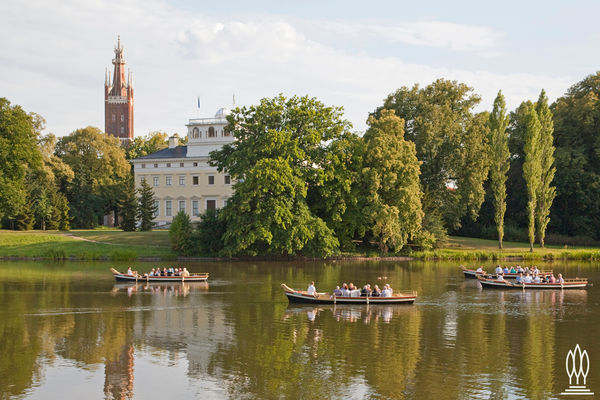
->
[503,266,510,274]
[532,266,540,274]
[182,268,190,277]
[549,274,556,283]
[149,268,156,277]
[557,274,564,284]
[497,273,504,281]
[476,266,484,273]
[127,267,133,275]
[178,267,183,275]
[517,266,524,273]
[523,273,532,283]
[361,284,372,297]
[348,283,356,291]
[372,285,381,297]
[341,283,350,296]
[162,267,167,276]
[333,286,342,297]
[386,284,393,295]
[533,275,542,283]
[515,273,523,283]
[510,266,517,273]
[307,281,317,296]
[380,287,390,297]
[495,265,503,275]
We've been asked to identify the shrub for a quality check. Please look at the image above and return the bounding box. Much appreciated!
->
[169,211,194,255]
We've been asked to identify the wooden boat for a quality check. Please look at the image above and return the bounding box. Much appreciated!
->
[462,266,552,280]
[281,283,417,304]
[110,268,208,282]
[477,275,588,289]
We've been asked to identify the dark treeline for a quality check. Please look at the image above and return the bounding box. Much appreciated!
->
[2,72,600,255]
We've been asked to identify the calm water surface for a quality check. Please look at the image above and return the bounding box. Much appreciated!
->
[1,260,599,399]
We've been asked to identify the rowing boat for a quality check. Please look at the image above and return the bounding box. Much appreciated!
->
[281,283,417,304]
[110,268,209,282]
[477,275,588,289]
[462,266,553,279]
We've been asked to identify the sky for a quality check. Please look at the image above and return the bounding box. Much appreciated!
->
[1,0,599,137]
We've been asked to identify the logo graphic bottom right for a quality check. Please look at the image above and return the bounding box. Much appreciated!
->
[561,344,594,396]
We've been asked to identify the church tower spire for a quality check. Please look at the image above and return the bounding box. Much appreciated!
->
[104,36,134,145]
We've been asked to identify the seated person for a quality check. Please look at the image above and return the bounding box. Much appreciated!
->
[523,273,533,283]
[549,274,556,283]
[503,266,510,274]
[495,265,503,275]
[307,281,317,296]
[380,287,390,297]
[497,273,504,281]
[371,285,381,297]
[127,267,133,275]
[510,266,517,273]
[385,284,393,295]
[162,268,167,276]
[182,268,190,277]
[557,273,564,283]
[333,286,342,297]
[533,275,542,283]
[341,283,350,296]
[517,266,524,273]
[361,284,372,297]
[476,266,484,273]
[515,273,523,283]
[149,268,155,277]
[532,266,540,274]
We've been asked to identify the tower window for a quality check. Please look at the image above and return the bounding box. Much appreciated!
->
[121,114,125,122]
[112,114,116,122]
[192,127,199,139]
[121,126,125,134]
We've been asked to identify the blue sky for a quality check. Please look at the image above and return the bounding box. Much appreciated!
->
[1,0,598,136]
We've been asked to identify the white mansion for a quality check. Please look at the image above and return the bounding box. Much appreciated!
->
[130,108,235,226]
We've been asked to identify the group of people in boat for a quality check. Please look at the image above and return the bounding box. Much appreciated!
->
[127,267,190,277]
[512,272,564,284]
[306,281,395,297]
[475,265,543,275]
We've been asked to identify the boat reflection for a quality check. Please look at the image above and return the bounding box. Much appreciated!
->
[111,281,209,297]
[283,304,415,324]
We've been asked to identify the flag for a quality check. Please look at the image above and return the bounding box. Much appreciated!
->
[197,96,200,109]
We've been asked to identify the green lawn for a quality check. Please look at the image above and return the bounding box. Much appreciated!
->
[0,230,173,260]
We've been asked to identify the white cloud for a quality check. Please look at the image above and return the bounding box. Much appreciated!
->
[0,0,574,137]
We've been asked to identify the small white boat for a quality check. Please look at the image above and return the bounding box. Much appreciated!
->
[281,283,417,304]
[477,275,588,289]
[110,268,208,282]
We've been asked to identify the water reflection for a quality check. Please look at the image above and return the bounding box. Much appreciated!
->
[0,260,598,399]
[111,282,209,297]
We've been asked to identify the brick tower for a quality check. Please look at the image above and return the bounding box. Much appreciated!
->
[105,36,134,145]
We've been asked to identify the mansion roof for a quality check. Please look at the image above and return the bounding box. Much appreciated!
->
[134,146,188,160]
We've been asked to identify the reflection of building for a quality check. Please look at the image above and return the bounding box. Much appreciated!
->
[104,36,134,145]
[130,109,234,226]
[104,344,134,400]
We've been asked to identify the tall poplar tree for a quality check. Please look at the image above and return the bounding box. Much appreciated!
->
[535,90,556,247]
[522,104,542,252]
[487,91,510,249]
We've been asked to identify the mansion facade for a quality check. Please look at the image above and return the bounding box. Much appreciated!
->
[130,108,234,226]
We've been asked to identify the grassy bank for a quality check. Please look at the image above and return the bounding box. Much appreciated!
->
[414,236,600,261]
[0,230,173,260]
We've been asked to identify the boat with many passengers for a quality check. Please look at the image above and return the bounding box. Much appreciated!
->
[462,266,552,279]
[477,275,588,289]
[110,268,209,282]
[281,283,417,304]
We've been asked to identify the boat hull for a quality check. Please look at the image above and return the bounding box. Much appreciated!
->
[478,277,587,290]
[282,286,416,304]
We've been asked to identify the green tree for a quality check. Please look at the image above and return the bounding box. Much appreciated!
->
[54,127,129,228]
[0,98,42,225]
[361,109,423,252]
[195,208,226,255]
[535,90,556,247]
[137,179,157,231]
[119,175,138,231]
[373,79,489,236]
[210,95,347,257]
[169,210,194,255]
[487,91,511,249]
[522,104,543,252]
[125,131,169,159]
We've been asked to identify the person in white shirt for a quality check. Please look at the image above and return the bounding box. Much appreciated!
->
[307,281,317,296]
[523,273,533,284]
[385,284,393,296]
[533,275,542,283]
[380,287,390,297]
[532,266,540,274]
[476,266,484,273]
[557,273,565,283]
[515,273,523,283]
[127,267,133,275]
[497,274,504,281]
[495,265,503,275]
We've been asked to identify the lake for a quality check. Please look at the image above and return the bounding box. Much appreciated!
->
[1,260,599,399]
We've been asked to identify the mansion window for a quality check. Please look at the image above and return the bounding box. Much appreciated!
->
[208,127,216,137]
[153,200,159,218]
[208,175,215,185]
[166,176,172,186]
[192,200,199,216]
[179,176,185,186]
[141,164,145,168]
[192,176,199,185]
[153,176,159,187]
[166,163,171,168]
[206,199,216,210]
[154,163,158,168]
[140,177,146,183]
[120,126,125,134]
[193,162,198,167]
[180,162,184,167]
[192,127,199,139]
[178,200,186,212]
[165,200,172,217]
[224,175,231,185]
